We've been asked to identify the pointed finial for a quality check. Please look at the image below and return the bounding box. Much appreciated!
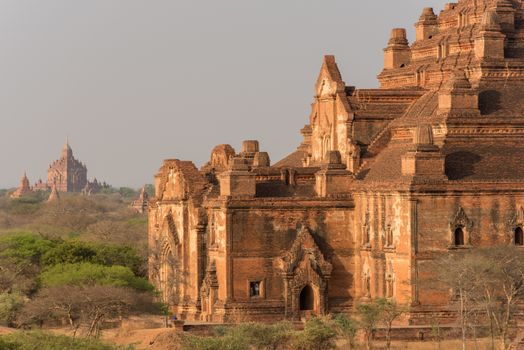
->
[62,136,73,158]
[419,7,437,21]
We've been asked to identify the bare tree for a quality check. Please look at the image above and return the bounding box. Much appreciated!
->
[17,285,158,338]
[433,246,524,350]
[475,247,524,350]
[432,251,485,350]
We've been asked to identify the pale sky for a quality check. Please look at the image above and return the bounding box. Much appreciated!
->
[0,0,449,188]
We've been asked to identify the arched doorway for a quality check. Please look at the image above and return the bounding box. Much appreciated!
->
[515,227,524,246]
[300,285,314,311]
[454,227,465,246]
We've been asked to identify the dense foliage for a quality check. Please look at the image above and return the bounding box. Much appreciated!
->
[40,263,153,291]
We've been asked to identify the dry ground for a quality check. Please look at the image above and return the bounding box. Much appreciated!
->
[0,323,505,350]
[104,326,502,350]
[0,326,16,335]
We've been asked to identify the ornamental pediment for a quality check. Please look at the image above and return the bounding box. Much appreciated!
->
[278,226,332,278]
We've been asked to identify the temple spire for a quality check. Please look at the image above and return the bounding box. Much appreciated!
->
[62,137,73,159]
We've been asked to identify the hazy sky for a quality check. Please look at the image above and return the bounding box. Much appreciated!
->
[0,0,449,188]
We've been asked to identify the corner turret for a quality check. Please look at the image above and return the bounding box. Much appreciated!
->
[438,71,479,115]
[383,28,411,70]
[415,8,438,41]
[475,10,506,60]
[401,125,447,182]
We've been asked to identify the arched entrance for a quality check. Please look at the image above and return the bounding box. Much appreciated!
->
[299,285,314,311]
[515,227,524,246]
[454,227,465,246]
[280,226,332,320]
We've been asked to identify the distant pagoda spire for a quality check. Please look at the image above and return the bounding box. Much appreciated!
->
[61,137,73,159]
[47,182,60,202]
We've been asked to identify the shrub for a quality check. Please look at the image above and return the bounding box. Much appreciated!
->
[0,292,24,326]
[182,332,248,350]
[181,322,294,350]
[293,317,336,350]
[235,322,293,350]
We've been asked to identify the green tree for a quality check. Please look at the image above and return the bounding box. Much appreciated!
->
[91,244,144,276]
[0,233,56,294]
[41,240,97,266]
[0,233,56,264]
[39,262,153,292]
[41,241,144,276]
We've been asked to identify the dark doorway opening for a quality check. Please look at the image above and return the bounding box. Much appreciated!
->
[300,285,314,311]
[454,227,465,246]
[515,227,524,246]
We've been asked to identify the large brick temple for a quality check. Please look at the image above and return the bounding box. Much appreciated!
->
[11,140,106,198]
[148,0,524,323]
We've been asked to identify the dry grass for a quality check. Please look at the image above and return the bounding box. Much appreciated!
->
[336,338,502,350]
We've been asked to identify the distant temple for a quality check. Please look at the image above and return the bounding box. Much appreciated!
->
[11,140,107,198]
[131,186,149,214]
[10,172,32,198]
[46,140,88,192]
